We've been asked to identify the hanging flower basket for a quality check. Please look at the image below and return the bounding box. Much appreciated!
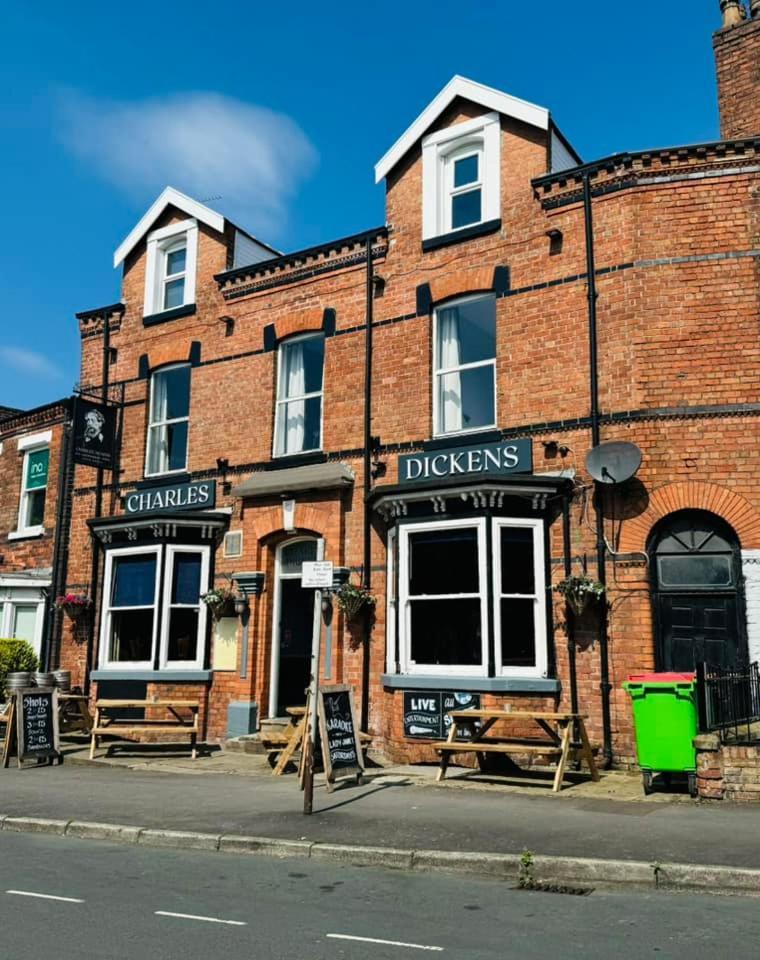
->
[336,582,377,623]
[54,594,92,619]
[554,575,605,617]
[201,587,237,621]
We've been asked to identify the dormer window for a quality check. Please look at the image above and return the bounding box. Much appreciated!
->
[144,218,198,319]
[421,112,500,248]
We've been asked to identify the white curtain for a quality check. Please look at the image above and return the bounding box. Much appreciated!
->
[282,341,305,454]
[438,307,463,433]
[148,371,169,473]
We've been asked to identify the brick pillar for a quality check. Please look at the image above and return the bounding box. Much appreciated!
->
[713,9,760,139]
[694,733,725,799]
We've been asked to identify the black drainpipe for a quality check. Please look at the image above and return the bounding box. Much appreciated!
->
[85,312,111,694]
[361,232,374,732]
[44,399,75,671]
[563,497,579,720]
[583,173,613,767]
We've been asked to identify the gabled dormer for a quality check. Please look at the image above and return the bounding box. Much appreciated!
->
[113,186,278,325]
[375,76,580,252]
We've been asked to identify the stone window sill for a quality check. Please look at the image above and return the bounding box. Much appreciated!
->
[380,674,560,694]
[90,670,212,682]
[8,527,45,541]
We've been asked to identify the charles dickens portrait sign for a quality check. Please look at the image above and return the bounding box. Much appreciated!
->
[73,398,118,470]
[398,438,532,485]
[124,480,216,516]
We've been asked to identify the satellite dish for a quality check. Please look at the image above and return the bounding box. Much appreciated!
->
[586,441,642,485]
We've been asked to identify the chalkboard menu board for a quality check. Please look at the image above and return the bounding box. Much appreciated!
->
[2,688,61,768]
[403,690,481,739]
[317,684,363,788]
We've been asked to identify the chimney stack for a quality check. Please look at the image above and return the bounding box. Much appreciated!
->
[714,0,760,138]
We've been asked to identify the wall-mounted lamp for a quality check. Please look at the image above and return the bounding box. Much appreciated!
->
[233,596,249,616]
[234,571,266,599]
[216,457,231,494]
[331,566,351,593]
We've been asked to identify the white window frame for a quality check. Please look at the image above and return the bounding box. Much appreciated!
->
[99,545,162,671]
[159,544,210,670]
[492,518,547,678]
[12,431,53,539]
[0,578,49,660]
[273,333,325,458]
[422,111,500,242]
[143,218,198,317]
[161,239,188,311]
[398,517,488,677]
[443,142,483,233]
[432,293,497,439]
[385,527,397,675]
[144,363,191,478]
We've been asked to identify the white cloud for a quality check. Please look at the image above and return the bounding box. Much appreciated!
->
[0,347,63,380]
[57,91,318,238]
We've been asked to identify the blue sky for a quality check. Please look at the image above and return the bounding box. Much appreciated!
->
[0,1,722,409]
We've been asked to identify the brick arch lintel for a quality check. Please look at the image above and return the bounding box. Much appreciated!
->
[618,481,760,553]
[429,266,497,305]
[249,502,332,546]
[274,307,327,342]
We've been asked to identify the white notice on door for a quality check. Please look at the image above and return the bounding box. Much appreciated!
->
[301,561,333,588]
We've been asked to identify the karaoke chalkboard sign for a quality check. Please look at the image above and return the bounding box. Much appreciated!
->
[2,689,62,769]
[403,690,481,739]
[317,684,363,790]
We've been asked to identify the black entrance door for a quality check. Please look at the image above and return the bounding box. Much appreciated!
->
[651,510,745,672]
[277,578,315,714]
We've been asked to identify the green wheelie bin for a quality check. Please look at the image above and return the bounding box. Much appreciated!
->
[622,673,698,797]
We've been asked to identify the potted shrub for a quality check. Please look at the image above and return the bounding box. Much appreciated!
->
[554,574,606,616]
[54,593,92,618]
[335,581,377,623]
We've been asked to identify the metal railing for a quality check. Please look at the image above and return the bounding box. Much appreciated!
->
[697,661,760,744]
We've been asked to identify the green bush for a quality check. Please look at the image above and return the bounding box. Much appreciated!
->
[0,638,39,700]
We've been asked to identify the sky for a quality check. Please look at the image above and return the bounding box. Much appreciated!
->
[0,1,724,409]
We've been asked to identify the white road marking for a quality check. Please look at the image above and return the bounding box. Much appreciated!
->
[6,890,84,903]
[327,933,443,951]
[155,910,246,926]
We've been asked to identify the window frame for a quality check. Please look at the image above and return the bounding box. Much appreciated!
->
[443,142,484,233]
[13,434,52,539]
[421,111,501,242]
[143,218,198,317]
[432,293,497,439]
[144,362,191,478]
[273,332,325,458]
[491,517,547,678]
[398,517,489,677]
[99,545,162,672]
[161,239,187,311]
[159,544,210,670]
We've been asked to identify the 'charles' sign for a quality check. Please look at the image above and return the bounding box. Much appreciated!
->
[399,439,532,484]
[124,480,216,515]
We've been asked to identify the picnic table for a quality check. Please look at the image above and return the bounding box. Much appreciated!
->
[432,710,600,793]
[261,705,372,776]
[89,699,200,760]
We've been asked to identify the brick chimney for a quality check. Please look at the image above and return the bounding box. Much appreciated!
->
[714,1,760,139]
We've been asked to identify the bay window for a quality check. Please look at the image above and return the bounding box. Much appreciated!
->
[397,517,547,679]
[146,364,191,476]
[433,294,496,436]
[275,334,324,456]
[100,544,209,672]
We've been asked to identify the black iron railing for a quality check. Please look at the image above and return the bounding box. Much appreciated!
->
[697,661,760,744]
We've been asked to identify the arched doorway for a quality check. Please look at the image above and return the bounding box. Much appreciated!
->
[649,510,746,671]
[268,537,323,717]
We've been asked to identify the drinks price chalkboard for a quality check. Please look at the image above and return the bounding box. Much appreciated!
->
[2,689,62,769]
[316,684,363,790]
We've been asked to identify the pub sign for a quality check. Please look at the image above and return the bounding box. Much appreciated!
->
[124,480,216,516]
[73,398,118,470]
[399,438,532,485]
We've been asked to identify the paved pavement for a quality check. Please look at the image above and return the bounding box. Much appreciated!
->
[3,757,760,869]
[2,831,760,960]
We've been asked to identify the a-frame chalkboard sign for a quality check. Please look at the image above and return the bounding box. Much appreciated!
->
[2,689,62,769]
[316,684,364,792]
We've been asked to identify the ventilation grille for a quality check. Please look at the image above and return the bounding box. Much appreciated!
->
[223,531,243,558]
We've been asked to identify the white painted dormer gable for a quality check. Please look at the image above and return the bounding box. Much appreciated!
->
[375,76,580,247]
[113,186,278,320]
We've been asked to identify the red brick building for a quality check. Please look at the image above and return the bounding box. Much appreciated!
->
[56,2,759,765]
[0,400,72,667]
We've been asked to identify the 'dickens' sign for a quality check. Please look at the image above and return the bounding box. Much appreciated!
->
[399,439,532,485]
[73,398,118,470]
[124,480,216,516]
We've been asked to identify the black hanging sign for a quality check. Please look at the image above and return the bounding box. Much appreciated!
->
[73,398,118,470]
[317,684,364,790]
[403,690,481,739]
[2,689,62,769]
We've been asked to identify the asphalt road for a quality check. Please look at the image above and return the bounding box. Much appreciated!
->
[1,832,760,960]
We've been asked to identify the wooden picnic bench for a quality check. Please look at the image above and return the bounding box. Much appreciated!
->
[89,699,200,760]
[263,705,372,776]
[432,710,600,793]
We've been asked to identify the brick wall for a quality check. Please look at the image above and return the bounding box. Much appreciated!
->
[695,734,760,802]
[713,14,760,139]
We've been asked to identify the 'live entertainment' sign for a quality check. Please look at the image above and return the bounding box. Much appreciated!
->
[399,439,532,485]
[125,480,216,516]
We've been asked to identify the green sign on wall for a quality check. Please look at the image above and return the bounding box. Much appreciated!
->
[26,449,49,489]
